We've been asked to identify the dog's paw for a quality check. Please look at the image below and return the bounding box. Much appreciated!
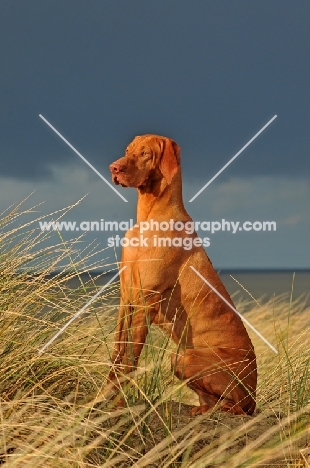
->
[220,402,247,415]
[106,396,126,412]
[190,405,210,416]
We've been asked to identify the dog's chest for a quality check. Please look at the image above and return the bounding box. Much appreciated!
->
[120,226,182,291]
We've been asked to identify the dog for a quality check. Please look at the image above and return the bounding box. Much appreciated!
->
[107,134,257,415]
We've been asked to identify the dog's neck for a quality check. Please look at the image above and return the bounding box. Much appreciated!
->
[136,170,190,222]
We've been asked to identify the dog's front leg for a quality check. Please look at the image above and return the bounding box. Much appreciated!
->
[104,298,158,406]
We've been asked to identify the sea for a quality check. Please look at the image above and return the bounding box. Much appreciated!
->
[68,269,310,309]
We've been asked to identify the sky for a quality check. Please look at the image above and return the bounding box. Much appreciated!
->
[0,0,309,269]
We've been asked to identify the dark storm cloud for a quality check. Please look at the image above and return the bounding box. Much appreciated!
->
[0,0,309,182]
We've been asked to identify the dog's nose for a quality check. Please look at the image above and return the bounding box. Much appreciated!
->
[109,162,124,173]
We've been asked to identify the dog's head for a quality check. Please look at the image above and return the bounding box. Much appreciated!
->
[110,134,180,189]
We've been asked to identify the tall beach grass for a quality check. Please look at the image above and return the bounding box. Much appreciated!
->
[0,202,309,467]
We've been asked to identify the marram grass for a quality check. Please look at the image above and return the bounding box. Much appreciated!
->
[0,202,309,467]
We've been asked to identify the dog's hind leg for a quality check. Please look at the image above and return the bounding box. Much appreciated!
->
[172,348,256,416]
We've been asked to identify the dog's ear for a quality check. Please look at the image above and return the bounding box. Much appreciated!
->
[159,138,180,185]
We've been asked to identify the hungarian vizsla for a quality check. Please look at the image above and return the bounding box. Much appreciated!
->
[107,134,257,415]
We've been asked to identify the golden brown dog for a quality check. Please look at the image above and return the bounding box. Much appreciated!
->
[107,134,257,415]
